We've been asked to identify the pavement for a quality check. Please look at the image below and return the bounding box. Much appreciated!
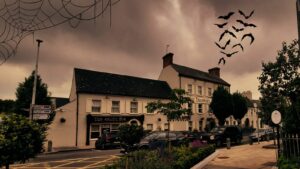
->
[203,141,277,169]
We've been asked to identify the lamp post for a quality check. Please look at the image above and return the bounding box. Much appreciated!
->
[30,39,43,121]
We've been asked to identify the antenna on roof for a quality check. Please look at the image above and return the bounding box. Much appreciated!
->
[166,44,170,53]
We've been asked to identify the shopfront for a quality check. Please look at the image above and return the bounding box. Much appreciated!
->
[86,114,144,145]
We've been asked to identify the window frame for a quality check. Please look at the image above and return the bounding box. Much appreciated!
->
[198,104,203,114]
[197,86,202,96]
[111,100,120,113]
[91,100,101,113]
[90,124,100,139]
[130,101,138,113]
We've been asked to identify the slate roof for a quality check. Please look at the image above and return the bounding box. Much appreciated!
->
[171,64,230,86]
[51,97,69,108]
[74,68,172,99]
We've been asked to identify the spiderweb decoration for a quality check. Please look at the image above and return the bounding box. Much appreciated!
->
[0,0,120,65]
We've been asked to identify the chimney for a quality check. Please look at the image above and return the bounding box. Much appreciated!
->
[208,67,220,77]
[163,53,173,68]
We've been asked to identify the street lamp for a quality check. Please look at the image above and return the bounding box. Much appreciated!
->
[30,39,43,121]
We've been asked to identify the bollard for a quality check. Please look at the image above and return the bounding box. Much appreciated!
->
[47,140,52,152]
[226,138,231,149]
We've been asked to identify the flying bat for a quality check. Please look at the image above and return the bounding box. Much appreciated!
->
[218,12,235,20]
[215,40,231,50]
[236,20,257,28]
[232,26,244,32]
[241,33,255,45]
[239,10,255,19]
[221,51,239,57]
[219,30,237,41]
[215,22,227,28]
[218,57,226,65]
[232,43,244,51]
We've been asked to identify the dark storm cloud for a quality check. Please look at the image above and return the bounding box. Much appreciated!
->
[0,0,299,99]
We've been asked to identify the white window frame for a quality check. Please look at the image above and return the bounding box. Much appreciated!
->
[91,100,101,113]
[187,84,193,94]
[198,104,203,114]
[130,101,138,113]
[197,86,202,96]
[111,101,120,113]
[90,124,100,140]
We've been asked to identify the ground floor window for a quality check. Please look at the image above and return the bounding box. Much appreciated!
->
[91,124,100,139]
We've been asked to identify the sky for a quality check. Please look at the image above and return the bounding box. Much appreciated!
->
[0,0,298,100]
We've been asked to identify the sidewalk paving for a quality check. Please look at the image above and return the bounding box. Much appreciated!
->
[203,141,277,169]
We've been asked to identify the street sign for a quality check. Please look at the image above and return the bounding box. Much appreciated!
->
[33,105,52,114]
[271,110,281,124]
[33,113,49,120]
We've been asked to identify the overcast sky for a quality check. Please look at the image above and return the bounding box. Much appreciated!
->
[0,0,298,100]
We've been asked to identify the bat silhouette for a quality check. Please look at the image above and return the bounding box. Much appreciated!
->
[221,51,239,57]
[232,26,244,32]
[218,12,235,20]
[219,30,237,41]
[215,40,231,50]
[215,22,227,28]
[236,20,257,28]
[241,33,255,44]
[239,10,255,19]
[232,43,244,51]
[218,57,226,65]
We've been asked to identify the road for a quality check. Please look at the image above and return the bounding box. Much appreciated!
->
[10,149,121,169]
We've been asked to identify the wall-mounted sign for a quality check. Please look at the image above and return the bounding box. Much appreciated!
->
[271,110,281,124]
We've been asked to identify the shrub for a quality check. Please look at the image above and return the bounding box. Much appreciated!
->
[278,156,300,169]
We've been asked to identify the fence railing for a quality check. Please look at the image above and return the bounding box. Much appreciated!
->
[281,133,300,161]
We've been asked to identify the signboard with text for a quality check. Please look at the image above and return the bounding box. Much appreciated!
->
[32,104,52,120]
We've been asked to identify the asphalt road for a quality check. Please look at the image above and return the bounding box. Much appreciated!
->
[10,149,121,169]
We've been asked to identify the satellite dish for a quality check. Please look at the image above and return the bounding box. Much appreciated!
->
[271,110,281,124]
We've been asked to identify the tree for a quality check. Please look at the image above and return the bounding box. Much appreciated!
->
[146,89,192,149]
[209,86,233,125]
[258,40,300,132]
[0,100,15,113]
[15,71,51,117]
[117,124,144,146]
[232,92,248,124]
[0,113,46,169]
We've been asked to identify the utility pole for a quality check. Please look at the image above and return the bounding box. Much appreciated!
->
[30,39,43,121]
[297,0,300,47]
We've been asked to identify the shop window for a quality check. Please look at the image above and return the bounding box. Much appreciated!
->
[187,84,193,94]
[130,102,138,113]
[197,86,202,95]
[91,124,100,139]
[147,124,153,130]
[92,100,101,112]
[111,101,120,113]
[198,104,203,113]
[111,124,119,131]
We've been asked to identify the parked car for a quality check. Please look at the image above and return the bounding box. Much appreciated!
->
[135,131,185,150]
[95,132,121,150]
[202,126,243,147]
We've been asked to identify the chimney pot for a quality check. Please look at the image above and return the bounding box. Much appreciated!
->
[208,67,220,77]
[163,53,174,68]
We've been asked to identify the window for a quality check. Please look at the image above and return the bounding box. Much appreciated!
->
[197,86,202,95]
[164,123,169,131]
[187,84,193,94]
[147,124,153,130]
[92,100,101,112]
[111,124,119,131]
[198,104,203,113]
[111,101,120,113]
[208,88,212,97]
[130,102,138,113]
[91,124,100,139]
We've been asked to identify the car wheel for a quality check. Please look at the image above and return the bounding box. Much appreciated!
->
[215,140,222,147]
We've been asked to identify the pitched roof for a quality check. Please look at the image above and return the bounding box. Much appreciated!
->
[171,64,230,86]
[51,97,69,108]
[74,68,172,99]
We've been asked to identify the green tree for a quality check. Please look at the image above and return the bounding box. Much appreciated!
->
[117,124,144,146]
[146,89,192,149]
[15,71,51,117]
[0,113,46,169]
[232,92,248,125]
[0,100,15,113]
[258,40,300,132]
[209,86,232,125]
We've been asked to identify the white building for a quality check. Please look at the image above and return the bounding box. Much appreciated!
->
[158,53,230,131]
[47,68,173,149]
